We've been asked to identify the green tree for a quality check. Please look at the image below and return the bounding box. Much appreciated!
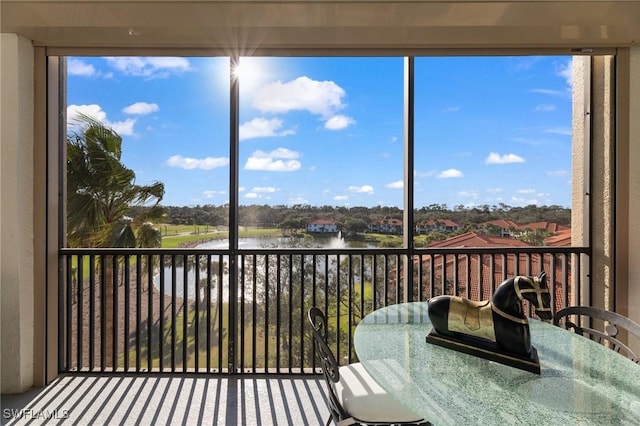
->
[344,218,368,236]
[66,115,165,368]
[67,115,165,248]
[515,228,553,246]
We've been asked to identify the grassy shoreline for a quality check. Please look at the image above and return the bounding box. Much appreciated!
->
[160,225,283,248]
[158,224,424,248]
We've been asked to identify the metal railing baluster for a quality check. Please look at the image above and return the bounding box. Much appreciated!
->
[59,246,589,374]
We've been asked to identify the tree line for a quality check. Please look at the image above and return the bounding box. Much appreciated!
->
[147,202,571,230]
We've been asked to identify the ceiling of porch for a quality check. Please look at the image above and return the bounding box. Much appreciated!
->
[2,1,640,51]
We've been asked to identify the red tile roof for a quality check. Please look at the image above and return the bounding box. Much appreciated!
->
[483,219,519,229]
[309,218,336,225]
[520,221,570,233]
[417,231,571,313]
[544,228,572,247]
[428,232,529,248]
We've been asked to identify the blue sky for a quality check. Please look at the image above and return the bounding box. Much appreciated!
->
[66,55,572,209]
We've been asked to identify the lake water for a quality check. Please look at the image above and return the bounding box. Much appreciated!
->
[193,233,373,249]
[153,235,372,300]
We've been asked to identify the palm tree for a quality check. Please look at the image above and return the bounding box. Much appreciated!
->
[67,114,165,368]
[137,222,163,248]
[67,114,165,248]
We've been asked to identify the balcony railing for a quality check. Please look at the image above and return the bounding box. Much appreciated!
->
[58,246,589,375]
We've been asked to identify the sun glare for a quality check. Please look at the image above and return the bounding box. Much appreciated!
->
[232,57,272,91]
[231,62,243,80]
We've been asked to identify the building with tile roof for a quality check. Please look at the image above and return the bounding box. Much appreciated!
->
[416,231,571,313]
[415,219,462,235]
[306,218,339,233]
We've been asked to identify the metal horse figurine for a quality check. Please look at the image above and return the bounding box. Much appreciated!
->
[426,271,552,373]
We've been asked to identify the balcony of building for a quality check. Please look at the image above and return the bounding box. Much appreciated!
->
[1,374,328,425]
[2,245,588,425]
[3,4,640,425]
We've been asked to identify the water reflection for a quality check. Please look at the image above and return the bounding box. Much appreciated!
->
[153,235,372,300]
[195,233,366,249]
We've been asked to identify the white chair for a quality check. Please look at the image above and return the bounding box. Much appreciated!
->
[308,307,431,426]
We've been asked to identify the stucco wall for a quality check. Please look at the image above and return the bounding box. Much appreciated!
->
[0,33,35,393]
[571,56,588,306]
[573,52,639,351]
[572,56,615,309]
[628,48,640,325]
[591,56,615,311]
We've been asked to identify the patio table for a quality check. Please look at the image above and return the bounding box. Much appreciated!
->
[354,301,640,426]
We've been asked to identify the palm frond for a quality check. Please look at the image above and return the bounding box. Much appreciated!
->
[66,115,165,248]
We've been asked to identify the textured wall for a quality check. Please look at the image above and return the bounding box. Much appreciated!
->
[1,33,34,393]
[591,56,615,311]
[573,55,618,311]
[571,56,587,306]
[628,48,640,326]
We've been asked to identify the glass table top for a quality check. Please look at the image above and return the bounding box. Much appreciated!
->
[354,302,640,426]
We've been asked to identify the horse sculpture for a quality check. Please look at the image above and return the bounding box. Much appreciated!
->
[426,271,552,373]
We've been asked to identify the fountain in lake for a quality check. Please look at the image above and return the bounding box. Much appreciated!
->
[329,231,346,249]
[153,231,359,300]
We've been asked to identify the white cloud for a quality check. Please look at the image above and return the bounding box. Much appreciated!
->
[324,115,356,130]
[334,195,348,201]
[67,58,97,77]
[67,104,136,136]
[485,152,525,165]
[348,185,374,194]
[288,196,309,205]
[556,59,573,87]
[244,148,302,172]
[245,193,259,199]
[530,88,565,96]
[544,127,571,136]
[109,120,137,136]
[534,104,556,112]
[512,57,541,72]
[166,155,230,170]
[104,57,192,78]
[252,186,277,193]
[203,190,226,198]
[511,196,539,205]
[547,170,569,177]
[68,104,107,123]
[122,102,159,115]
[385,181,404,189]
[239,117,295,140]
[517,189,536,194]
[437,169,463,178]
[252,76,346,117]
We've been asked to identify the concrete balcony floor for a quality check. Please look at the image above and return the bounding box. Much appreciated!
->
[1,374,329,425]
